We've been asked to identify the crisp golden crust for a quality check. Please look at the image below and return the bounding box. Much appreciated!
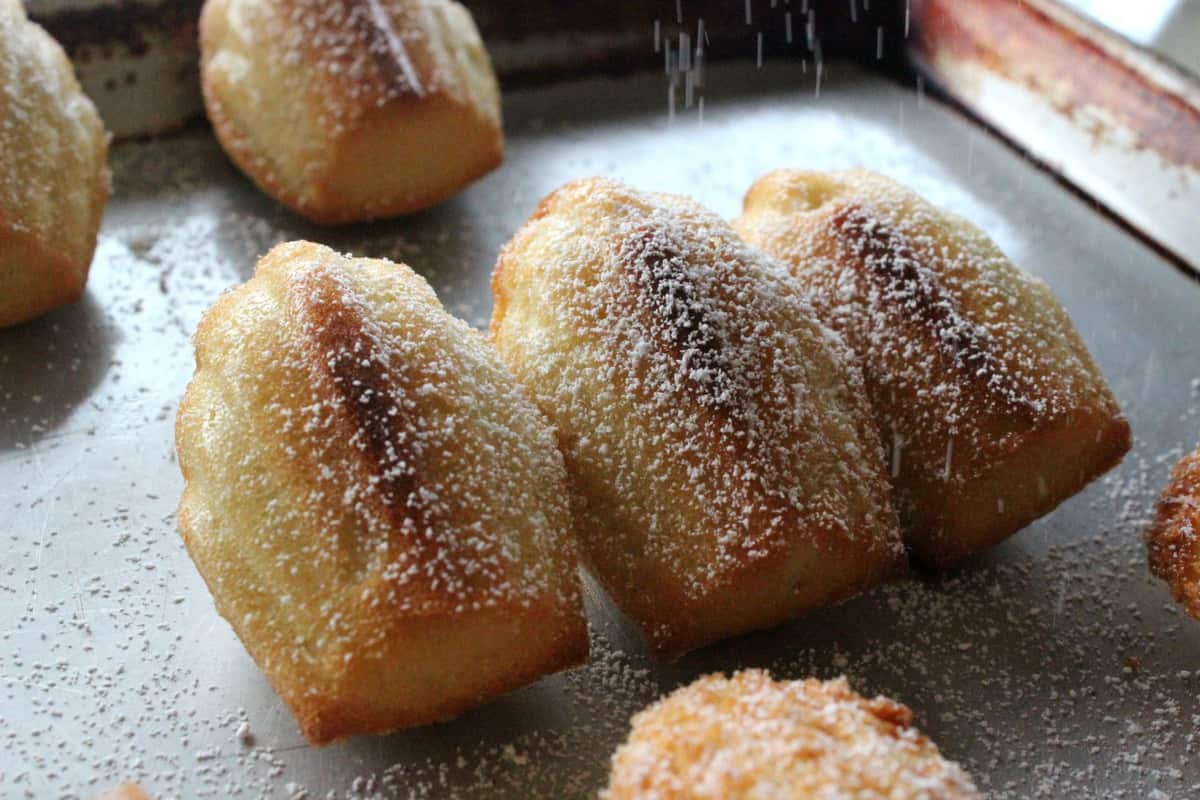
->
[176,241,586,744]
[0,0,109,327]
[1146,444,1200,619]
[491,178,905,658]
[91,784,151,800]
[604,670,982,800]
[735,169,1131,567]
[199,0,503,223]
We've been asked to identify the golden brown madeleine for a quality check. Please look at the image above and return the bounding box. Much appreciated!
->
[603,670,981,800]
[0,0,109,327]
[199,0,502,224]
[176,241,586,744]
[491,178,904,658]
[735,169,1131,567]
[1146,443,1200,619]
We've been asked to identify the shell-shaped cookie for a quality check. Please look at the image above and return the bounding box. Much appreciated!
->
[491,178,904,658]
[0,0,109,327]
[176,241,586,744]
[735,169,1131,566]
[199,0,502,223]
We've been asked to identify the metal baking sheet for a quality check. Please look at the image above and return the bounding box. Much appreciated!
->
[910,0,1200,277]
[2,61,1198,799]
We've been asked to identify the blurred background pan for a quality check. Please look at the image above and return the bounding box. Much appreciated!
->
[34,0,1200,274]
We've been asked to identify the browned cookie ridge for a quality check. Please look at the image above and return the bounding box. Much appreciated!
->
[1146,443,1200,619]
[491,177,905,658]
[736,169,1131,566]
[176,241,586,744]
[199,0,502,223]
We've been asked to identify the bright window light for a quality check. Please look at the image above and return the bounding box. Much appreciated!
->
[1059,0,1182,44]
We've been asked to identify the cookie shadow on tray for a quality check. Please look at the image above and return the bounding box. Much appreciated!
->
[647,536,1102,753]
[0,292,120,452]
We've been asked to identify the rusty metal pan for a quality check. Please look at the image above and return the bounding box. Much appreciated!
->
[909,0,1200,277]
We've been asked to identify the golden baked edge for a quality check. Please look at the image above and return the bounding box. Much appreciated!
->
[1146,444,1200,619]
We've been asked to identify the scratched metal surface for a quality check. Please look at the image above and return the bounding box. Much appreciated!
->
[910,0,1200,278]
[2,62,1198,799]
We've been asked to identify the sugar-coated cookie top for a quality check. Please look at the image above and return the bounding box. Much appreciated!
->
[493,178,903,600]
[604,670,982,799]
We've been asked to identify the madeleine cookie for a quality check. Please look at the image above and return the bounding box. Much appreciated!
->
[176,241,586,744]
[735,169,1131,567]
[604,670,981,800]
[1146,443,1200,619]
[199,0,502,223]
[491,178,904,658]
[0,0,109,327]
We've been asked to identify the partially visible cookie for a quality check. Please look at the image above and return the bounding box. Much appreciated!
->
[1146,443,1200,618]
[91,784,151,800]
[0,0,109,327]
[604,670,981,800]
[199,0,503,223]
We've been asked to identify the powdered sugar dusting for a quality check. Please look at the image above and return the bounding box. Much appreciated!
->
[739,170,1117,485]
[1,62,1197,798]
[492,177,903,652]
[735,169,1130,563]
[174,240,583,740]
[1145,442,1200,618]
[223,0,446,129]
[0,0,108,322]
[603,670,981,798]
